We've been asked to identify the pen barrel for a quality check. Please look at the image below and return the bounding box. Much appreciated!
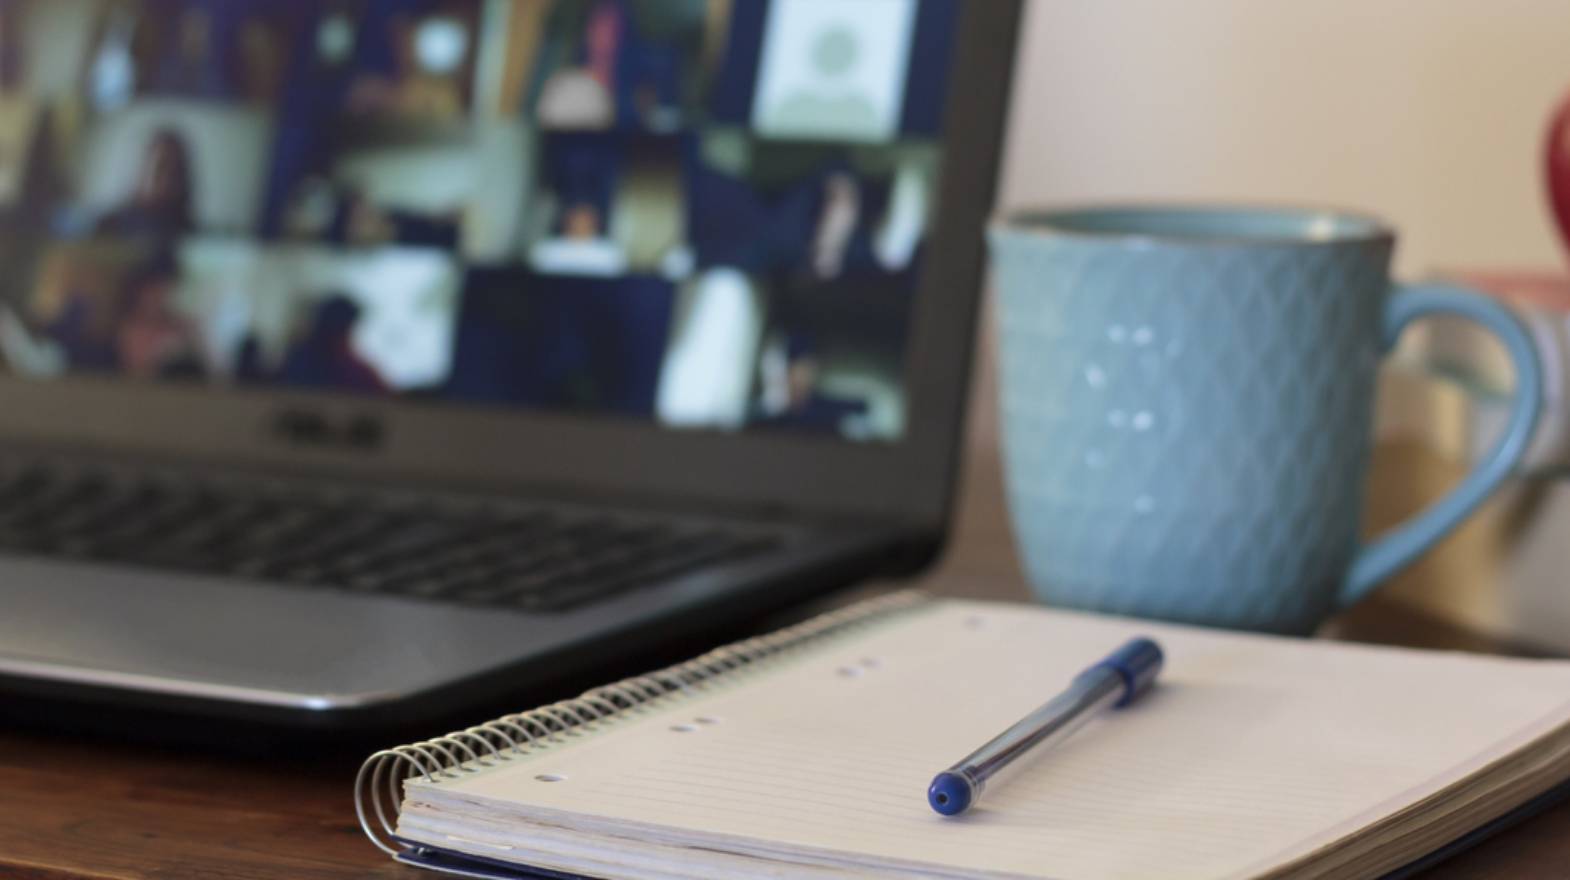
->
[952,668,1125,797]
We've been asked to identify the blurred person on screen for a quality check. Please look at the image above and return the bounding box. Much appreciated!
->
[111,256,205,381]
[97,128,195,239]
[279,294,388,395]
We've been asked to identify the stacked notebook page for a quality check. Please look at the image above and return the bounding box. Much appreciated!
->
[359,594,1570,880]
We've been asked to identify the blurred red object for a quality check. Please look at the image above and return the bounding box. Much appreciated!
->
[1549,86,1570,261]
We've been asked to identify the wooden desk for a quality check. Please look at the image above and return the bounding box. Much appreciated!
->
[4,435,1569,879]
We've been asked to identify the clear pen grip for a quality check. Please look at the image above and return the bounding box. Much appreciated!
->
[955,668,1124,797]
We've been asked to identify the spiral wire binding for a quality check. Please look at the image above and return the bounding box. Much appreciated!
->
[355,590,929,855]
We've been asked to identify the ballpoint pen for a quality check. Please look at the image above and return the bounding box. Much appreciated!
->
[927,637,1164,816]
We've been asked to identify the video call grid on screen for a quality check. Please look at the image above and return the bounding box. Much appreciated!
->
[0,0,960,442]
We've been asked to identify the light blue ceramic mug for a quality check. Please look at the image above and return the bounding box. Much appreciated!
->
[988,205,1542,634]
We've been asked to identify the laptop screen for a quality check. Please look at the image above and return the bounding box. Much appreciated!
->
[0,0,960,443]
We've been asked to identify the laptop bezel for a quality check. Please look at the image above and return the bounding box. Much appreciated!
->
[0,1,1023,525]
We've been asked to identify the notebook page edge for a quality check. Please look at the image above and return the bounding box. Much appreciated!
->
[399,795,1040,880]
[1226,699,1570,880]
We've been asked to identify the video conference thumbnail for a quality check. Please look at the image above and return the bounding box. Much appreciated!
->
[11,240,458,392]
[0,0,960,441]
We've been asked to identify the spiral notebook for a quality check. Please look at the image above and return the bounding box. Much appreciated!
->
[357,593,1570,879]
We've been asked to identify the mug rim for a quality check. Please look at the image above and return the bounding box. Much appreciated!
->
[993,202,1398,247]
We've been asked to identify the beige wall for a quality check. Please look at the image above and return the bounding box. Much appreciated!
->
[998,0,1570,276]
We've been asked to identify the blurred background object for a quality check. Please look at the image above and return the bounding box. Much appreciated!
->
[1546,84,1570,259]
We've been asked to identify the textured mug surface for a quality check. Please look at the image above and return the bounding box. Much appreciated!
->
[989,207,1541,634]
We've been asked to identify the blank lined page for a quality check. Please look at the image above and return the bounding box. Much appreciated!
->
[406,600,1570,879]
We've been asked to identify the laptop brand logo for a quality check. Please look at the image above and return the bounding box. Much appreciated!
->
[271,408,385,452]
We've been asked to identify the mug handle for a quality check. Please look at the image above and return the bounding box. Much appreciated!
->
[1338,284,1543,608]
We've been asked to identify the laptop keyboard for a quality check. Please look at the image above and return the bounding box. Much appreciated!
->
[0,463,781,612]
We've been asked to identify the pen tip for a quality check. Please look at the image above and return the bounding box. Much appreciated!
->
[928,772,972,816]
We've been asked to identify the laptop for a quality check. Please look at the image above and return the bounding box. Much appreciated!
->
[0,0,1021,729]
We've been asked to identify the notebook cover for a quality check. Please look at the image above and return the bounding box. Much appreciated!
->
[389,779,1570,880]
